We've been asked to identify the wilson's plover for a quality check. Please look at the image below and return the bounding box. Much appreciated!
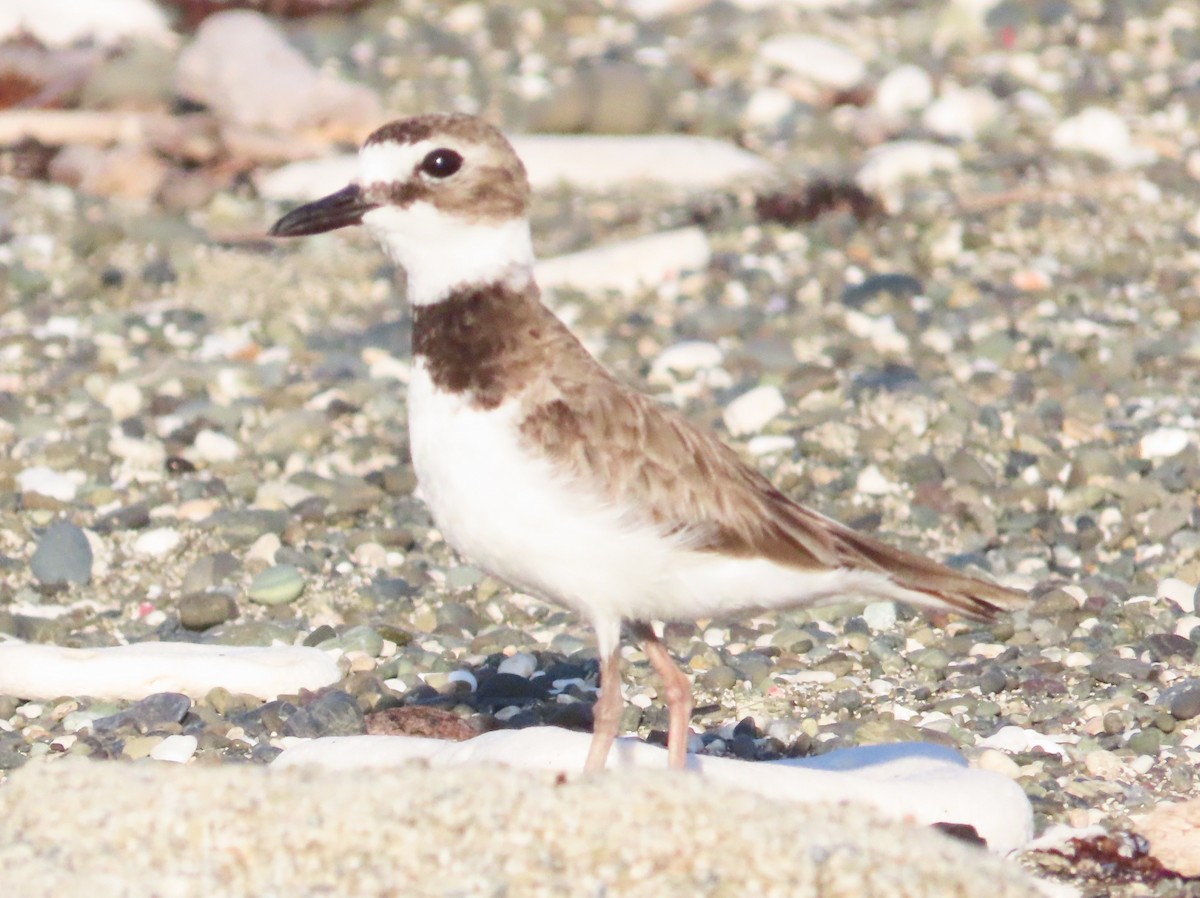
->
[270,113,1027,771]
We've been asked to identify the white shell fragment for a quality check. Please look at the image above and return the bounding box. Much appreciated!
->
[0,641,341,701]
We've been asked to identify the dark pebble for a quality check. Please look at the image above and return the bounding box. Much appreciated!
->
[1145,633,1195,663]
[249,742,282,764]
[234,700,298,738]
[303,624,338,647]
[473,672,550,709]
[729,733,760,759]
[179,591,238,631]
[978,666,1009,695]
[141,256,176,284]
[733,716,759,738]
[92,692,192,734]
[830,690,864,713]
[30,520,93,586]
[1090,655,1154,684]
[181,552,240,594]
[282,691,365,738]
[361,578,417,602]
[92,502,151,533]
[1162,680,1200,721]
[0,749,27,770]
[841,273,923,308]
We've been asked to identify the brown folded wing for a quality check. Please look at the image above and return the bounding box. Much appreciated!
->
[518,314,1027,621]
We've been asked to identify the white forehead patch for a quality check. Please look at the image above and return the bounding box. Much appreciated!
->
[358,139,432,186]
[358,137,481,187]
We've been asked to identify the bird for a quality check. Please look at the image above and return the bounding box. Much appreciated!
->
[269,113,1028,772]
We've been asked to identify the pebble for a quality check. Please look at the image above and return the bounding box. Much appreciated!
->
[133,528,182,558]
[16,466,80,502]
[1084,749,1122,780]
[1157,578,1197,613]
[191,429,241,464]
[862,602,898,632]
[30,520,93,586]
[921,87,1001,141]
[975,749,1021,779]
[874,64,933,117]
[173,10,380,137]
[649,341,724,379]
[48,145,169,201]
[536,228,711,295]
[149,733,198,764]
[0,0,171,48]
[857,141,960,205]
[512,135,774,191]
[282,691,365,739]
[497,653,539,679]
[722,385,786,436]
[746,435,796,456]
[245,533,282,568]
[855,465,897,496]
[1139,427,1191,460]
[758,34,865,89]
[247,565,306,606]
[1051,106,1152,168]
[179,592,238,631]
[92,692,191,734]
[1162,681,1200,722]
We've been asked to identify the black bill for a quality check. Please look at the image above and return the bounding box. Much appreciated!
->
[269,184,379,238]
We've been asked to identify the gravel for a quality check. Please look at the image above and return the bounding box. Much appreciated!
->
[3,0,1200,895]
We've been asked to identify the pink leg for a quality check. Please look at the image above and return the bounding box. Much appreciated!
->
[584,647,623,772]
[631,622,693,770]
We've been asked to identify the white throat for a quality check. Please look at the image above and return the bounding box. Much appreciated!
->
[362,203,534,305]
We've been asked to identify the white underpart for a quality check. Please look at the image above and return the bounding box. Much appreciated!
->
[408,362,934,660]
[357,137,534,304]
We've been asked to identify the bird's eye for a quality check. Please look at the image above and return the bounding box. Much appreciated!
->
[420,148,463,178]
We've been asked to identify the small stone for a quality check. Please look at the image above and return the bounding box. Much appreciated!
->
[723,385,786,436]
[862,601,898,632]
[179,592,238,631]
[497,652,538,679]
[122,735,163,760]
[1129,729,1162,756]
[335,625,384,657]
[1140,428,1191,460]
[174,10,380,138]
[247,565,305,606]
[922,87,1000,141]
[758,34,865,90]
[975,748,1020,779]
[1052,106,1152,167]
[1162,681,1200,721]
[16,466,79,502]
[857,141,960,206]
[30,520,93,586]
[191,429,240,463]
[282,691,365,738]
[649,341,724,380]
[150,733,197,764]
[133,527,183,558]
[1084,749,1123,779]
[874,64,933,117]
[699,665,738,691]
[245,532,282,567]
[92,692,191,734]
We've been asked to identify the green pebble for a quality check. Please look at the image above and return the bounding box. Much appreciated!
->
[1128,729,1162,755]
[247,564,305,605]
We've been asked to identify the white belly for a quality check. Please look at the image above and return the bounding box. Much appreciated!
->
[406,364,935,644]
[407,364,675,629]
